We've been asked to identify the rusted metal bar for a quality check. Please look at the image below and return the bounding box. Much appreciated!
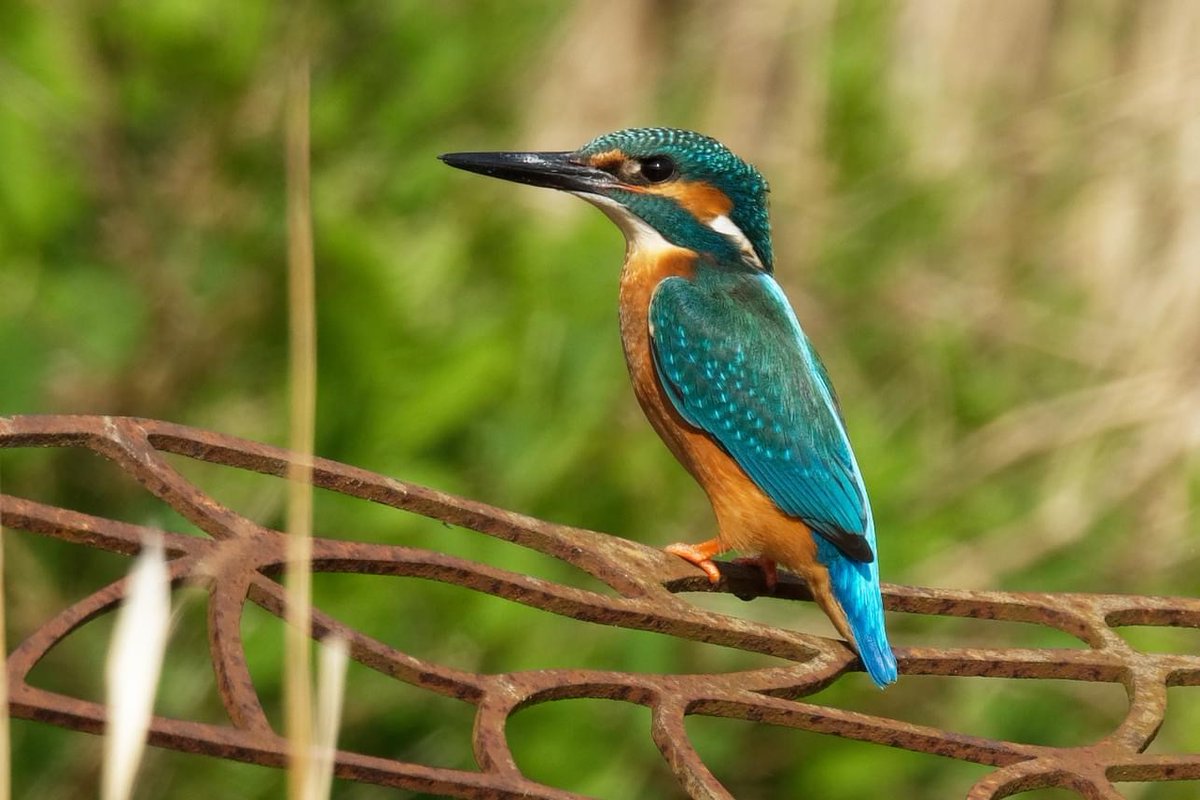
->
[1,414,1197,799]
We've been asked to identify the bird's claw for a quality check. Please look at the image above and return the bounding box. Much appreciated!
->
[664,539,725,584]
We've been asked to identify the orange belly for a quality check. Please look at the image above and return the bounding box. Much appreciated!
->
[617,248,822,580]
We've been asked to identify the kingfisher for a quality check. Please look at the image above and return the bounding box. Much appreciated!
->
[441,127,897,687]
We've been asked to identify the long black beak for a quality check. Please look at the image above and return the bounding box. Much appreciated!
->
[439,150,616,194]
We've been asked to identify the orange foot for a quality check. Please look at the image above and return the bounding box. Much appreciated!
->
[664,538,725,584]
[732,555,778,594]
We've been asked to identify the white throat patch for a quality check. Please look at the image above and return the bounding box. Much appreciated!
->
[573,192,677,257]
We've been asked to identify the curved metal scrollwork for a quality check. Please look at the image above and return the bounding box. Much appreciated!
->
[1,415,1197,799]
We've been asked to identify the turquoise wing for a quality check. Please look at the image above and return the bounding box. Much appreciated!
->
[649,272,873,562]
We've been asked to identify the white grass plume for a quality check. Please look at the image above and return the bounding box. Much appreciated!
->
[305,636,348,800]
[102,535,171,800]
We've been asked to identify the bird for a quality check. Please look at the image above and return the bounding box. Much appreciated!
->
[440,127,897,687]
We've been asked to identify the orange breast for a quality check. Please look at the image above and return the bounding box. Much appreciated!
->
[616,248,820,575]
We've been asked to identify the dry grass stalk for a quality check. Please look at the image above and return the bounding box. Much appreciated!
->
[284,40,317,800]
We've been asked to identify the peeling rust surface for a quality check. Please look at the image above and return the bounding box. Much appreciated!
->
[1,414,1198,799]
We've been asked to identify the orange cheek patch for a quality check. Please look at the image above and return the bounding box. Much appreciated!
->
[587,149,627,171]
[649,180,732,221]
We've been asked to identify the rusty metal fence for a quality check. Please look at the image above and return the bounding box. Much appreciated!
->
[0,414,1197,799]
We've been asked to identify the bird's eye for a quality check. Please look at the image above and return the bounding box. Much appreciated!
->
[638,156,676,183]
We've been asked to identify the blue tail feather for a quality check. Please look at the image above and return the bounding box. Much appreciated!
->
[816,522,897,687]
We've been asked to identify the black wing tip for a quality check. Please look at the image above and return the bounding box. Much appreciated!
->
[816,527,874,563]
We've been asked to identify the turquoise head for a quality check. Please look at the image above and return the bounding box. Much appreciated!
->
[441,127,773,272]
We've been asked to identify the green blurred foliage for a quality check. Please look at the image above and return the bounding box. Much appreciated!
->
[1,1,1198,798]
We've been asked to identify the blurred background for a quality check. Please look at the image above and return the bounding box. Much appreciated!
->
[1,1,1198,797]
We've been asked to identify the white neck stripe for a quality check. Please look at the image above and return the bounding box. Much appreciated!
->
[572,192,763,268]
[709,214,764,270]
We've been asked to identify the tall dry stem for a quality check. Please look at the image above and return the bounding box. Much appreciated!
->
[284,33,317,800]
